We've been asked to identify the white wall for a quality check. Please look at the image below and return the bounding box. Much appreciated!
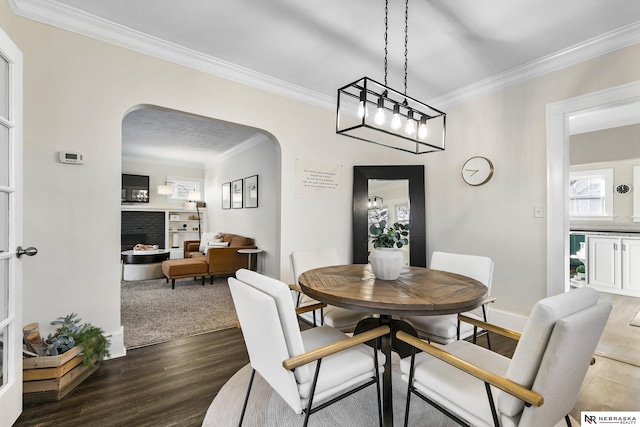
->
[3,3,640,357]
[3,8,405,357]
[206,138,279,277]
[423,44,640,316]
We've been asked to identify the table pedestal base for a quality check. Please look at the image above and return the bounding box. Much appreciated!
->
[354,315,419,427]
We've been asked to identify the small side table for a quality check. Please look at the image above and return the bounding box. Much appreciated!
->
[237,248,263,271]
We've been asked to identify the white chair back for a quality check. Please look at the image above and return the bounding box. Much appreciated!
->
[499,287,609,426]
[291,248,340,284]
[517,299,611,427]
[229,269,314,414]
[430,251,494,291]
[290,248,340,305]
[430,251,494,322]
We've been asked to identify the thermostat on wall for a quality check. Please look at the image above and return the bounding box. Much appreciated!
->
[58,151,84,164]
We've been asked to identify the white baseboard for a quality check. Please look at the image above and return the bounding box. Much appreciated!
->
[486,306,528,333]
[106,325,126,359]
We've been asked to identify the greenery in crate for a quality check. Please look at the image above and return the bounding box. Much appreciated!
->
[45,313,110,368]
[369,209,411,249]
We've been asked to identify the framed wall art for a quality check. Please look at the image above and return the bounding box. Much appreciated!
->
[222,182,231,209]
[232,179,243,209]
[244,175,258,208]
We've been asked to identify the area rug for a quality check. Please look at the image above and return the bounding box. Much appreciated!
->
[121,276,238,349]
[203,353,458,427]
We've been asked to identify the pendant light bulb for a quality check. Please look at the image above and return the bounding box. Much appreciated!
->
[405,110,416,136]
[357,89,367,120]
[418,116,428,140]
[390,104,402,130]
[374,96,386,126]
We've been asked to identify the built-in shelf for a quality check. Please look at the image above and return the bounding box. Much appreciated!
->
[121,206,206,257]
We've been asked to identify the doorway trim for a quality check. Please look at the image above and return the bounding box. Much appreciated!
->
[546,80,640,297]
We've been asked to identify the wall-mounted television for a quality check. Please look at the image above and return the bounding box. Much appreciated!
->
[121,174,150,203]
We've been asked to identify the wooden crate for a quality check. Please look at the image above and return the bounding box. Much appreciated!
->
[23,346,99,404]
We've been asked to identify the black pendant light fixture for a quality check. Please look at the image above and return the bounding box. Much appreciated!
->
[336,0,446,154]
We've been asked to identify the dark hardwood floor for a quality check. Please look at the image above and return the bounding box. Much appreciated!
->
[15,328,250,427]
[14,327,514,427]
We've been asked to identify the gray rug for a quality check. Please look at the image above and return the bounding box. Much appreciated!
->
[203,353,457,427]
[121,276,238,349]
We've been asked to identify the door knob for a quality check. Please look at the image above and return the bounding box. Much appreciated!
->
[16,246,38,258]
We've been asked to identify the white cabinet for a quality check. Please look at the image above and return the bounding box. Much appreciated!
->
[166,209,206,249]
[588,237,621,289]
[587,235,640,291]
[622,238,640,291]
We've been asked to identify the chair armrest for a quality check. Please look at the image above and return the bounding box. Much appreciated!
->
[184,240,201,252]
[289,284,302,293]
[458,314,521,341]
[295,303,327,315]
[283,325,390,371]
[396,331,543,407]
[482,295,497,305]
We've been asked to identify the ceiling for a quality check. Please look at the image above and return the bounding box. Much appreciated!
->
[12,0,640,167]
[121,107,266,167]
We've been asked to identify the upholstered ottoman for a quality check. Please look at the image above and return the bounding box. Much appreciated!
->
[161,258,209,289]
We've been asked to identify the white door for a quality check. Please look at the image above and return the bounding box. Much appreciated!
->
[0,26,25,427]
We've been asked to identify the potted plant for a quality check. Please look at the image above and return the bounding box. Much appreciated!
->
[44,313,110,367]
[369,212,410,280]
[22,313,110,403]
[576,264,585,280]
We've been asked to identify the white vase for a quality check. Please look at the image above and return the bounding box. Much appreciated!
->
[370,248,404,280]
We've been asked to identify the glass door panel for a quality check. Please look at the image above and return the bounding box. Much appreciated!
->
[0,58,7,120]
[0,326,7,388]
[0,26,23,425]
[0,126,8,187]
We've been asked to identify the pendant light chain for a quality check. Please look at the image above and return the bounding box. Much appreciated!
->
[384,0,389,88]
[404,0,409,97]
[335,0,446,153]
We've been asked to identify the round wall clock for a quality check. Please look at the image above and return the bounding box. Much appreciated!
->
[462,156,494,186]
[616,184,631,194]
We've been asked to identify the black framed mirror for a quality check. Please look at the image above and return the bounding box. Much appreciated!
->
[353,165,426,267]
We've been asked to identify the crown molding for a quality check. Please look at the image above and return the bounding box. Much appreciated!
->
[212,133,272,164]
[10,0,640,111]
[429,21,640,109]
[9,0,335,110]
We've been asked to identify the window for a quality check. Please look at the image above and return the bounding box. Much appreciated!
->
[569,169,613,220]
[167,176,202,201]
[396,204,410,225]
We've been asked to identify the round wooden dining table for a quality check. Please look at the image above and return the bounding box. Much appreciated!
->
[298,264,488,427]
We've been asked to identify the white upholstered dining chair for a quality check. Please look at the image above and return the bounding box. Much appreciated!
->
[228,269,388,427]
[397,286,611,427]
[402,251,495,345]
[290,248,371,331]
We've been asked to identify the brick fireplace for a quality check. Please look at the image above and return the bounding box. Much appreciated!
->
[121,211,165,250]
